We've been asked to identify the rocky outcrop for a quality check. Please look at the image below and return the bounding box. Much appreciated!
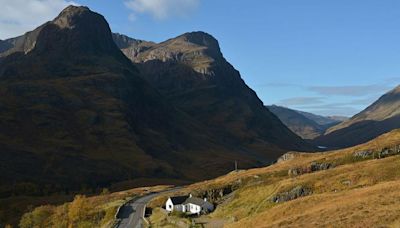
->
[288,161,334,177]
[191,182,242,204]
[353,150,373,159]
[271,186,312,203]
[310,162,335,172]
[277,152,297,163]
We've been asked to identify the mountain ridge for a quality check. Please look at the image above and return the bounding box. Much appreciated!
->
[314,85,400,148]
[113,31,315,154]
[267,105,344,139]
[0,6,314,200]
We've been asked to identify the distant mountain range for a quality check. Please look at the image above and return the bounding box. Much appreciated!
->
[314,85,400,148]
[0,6,314,197]
[267,105,347,139]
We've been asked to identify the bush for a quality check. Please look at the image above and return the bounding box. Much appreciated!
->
[68,195,90,225]
[19,205,54,228]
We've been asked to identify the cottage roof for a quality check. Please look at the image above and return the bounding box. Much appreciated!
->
[184,197,212,207]
[169,196,188,204]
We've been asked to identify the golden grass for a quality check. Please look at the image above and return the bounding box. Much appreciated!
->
[228,180,400,228]
[148,129,400,228]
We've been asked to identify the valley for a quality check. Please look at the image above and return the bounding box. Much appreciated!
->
[0,3,399,228]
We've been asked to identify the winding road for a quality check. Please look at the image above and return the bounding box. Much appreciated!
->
[116,188,181,228]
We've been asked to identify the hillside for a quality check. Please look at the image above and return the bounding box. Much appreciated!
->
[113,32,314,156]
[150,129,400,227]
[314,85,400,148]
[0,5,264,199]
[19,129,400,228]
[0,6,319,225]
[267,105,342,139]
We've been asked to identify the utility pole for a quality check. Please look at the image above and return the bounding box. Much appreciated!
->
[235,160,238,172]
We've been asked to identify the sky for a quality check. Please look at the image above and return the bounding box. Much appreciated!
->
[1,0,400,117]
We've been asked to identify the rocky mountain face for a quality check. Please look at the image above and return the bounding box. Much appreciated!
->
[0,6,314,198]
[0,40,13,53]
[267,105,340,139]
[314,85,400,148]
[114,32,314,156]
[0,6,257,196]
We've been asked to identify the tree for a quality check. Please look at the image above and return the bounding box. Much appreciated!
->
[68,195,90,226]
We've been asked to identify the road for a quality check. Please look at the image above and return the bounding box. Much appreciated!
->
[116,188,181,228]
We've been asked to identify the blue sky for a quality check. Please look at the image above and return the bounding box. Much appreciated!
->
[1,0,400,116]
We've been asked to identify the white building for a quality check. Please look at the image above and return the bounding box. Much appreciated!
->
[165,194,214,215]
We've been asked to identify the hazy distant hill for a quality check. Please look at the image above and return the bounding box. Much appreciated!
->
[295,110,347,127]
[314,85,400,148]
[267,105,344,139]
[113,32,314,157]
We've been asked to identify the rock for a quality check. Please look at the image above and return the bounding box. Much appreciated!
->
[353,150,373,158]
[277,152,296,163]
[271,185,312,203]
[341,180,352,186]
[310,162,334,172]
[378,148,391,158]
[288,168,303,177]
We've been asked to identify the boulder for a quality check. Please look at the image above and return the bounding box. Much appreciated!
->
[353,150,373,158]
[310,162,334,172]
[271,185,312,203]
[277,152,296,163]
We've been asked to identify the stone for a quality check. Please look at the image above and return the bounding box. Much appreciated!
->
[271,185,312,203]
[277,152,296,163]
[310,162,334,172]
[353,150,373,158]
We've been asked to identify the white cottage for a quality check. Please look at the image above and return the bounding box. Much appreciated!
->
[165,194,214,215]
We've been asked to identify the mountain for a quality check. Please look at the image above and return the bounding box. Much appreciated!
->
[0,40,13,53]
[0,6,257,198]
[314,85,400,148]
[267,105,327,139]
[113,32,314,156]
[295,110,346,127]
[0,6,314,200]
[267,105,345,139]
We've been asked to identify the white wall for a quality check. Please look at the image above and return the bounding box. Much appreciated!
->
[165,198,174,212]
[187,203,201,214]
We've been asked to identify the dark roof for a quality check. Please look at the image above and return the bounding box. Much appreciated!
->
[169,196,188,205]
[184,197,212,207]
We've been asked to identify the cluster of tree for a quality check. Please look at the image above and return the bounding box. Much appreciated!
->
[19,194,115,228]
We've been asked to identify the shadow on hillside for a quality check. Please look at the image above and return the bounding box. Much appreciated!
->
[312,115,400,149]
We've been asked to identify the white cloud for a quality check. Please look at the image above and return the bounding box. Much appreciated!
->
[124,0,199,20]
[0,0,78,39]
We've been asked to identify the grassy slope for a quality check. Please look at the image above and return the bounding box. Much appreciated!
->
[212,130,400,227]
[150,129,400,227]
[18,130,400,227]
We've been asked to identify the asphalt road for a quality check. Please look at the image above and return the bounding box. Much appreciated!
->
[116,188,181,228]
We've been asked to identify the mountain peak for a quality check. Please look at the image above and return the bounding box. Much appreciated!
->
[31,5,120,56]
[53,5,98,29]
[178,31,219,47]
